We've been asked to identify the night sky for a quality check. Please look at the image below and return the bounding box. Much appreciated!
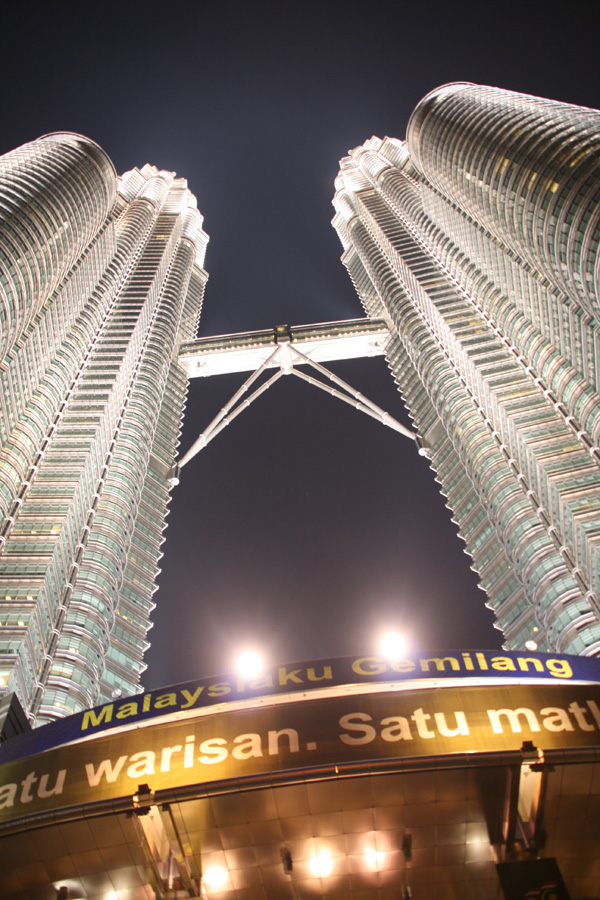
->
[2,3,599,689]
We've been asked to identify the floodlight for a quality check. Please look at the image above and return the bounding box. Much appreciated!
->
[379,631,407,659]
[236,650,263,677]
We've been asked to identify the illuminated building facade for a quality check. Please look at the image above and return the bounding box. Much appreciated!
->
[332,83,600,655]
[0,133,208,724]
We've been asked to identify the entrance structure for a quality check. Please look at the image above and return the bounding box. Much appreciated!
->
[1,650,600,899]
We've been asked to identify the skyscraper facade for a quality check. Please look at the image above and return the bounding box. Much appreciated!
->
[333,83,600,655]
[0,133,208,724]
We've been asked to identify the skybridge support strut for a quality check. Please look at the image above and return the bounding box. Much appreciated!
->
[172,320,429,481]
[178,346,282,467]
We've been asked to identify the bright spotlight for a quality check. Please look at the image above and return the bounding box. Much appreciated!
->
[236,650,263,678]
[309,850,333,878]
[379,631,407,659]
[525,640,538,651]
[203,866,228,889]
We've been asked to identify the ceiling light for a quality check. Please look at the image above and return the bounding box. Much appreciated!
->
[309,850,333,878]
[365,849,385,870]
[203,866,228,890]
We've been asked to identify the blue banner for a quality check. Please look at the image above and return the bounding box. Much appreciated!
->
[1,649,599,764]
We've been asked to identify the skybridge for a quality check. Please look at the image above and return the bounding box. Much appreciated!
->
[178,318,391,377]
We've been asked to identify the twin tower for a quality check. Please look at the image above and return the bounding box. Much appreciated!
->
[1,84,600,724]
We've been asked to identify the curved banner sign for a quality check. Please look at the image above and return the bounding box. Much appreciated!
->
[1,682,600,828]
[1,650,598,764]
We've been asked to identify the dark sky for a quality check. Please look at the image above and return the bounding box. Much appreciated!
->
[3,2,599,688]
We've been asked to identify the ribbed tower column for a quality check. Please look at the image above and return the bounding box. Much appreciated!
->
[0,133,117,360]
[333,84,600,656]
[0,138,208,724]
[407,83,600,319]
